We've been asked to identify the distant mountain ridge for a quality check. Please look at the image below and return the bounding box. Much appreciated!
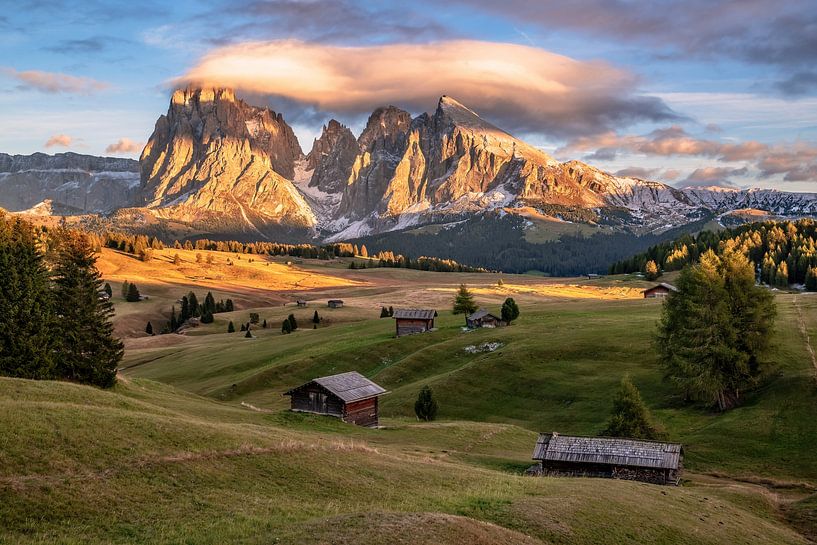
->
[2,87,816,243]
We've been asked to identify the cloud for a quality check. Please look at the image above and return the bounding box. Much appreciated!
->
[2,67,109,94]
[681,166,748,188]
[756,144,817,182]
[614,167,681,181]
[776,71,817,96]
[44,35,128,55]
[558,126,767,162]
[105,138,143,154]
[44,134,73,148]
[177,39,679,138]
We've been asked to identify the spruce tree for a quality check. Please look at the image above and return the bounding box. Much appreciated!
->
[200,311,213,324]
[313,310,320,324]
[170,306,178,331]
[388,306,394,317]
[414,386,438,421]
[657,249,776,410]
[0,215,57,379]
[51,230,123,388]
[262,319,267,328]
[245,328,253,338]
[806,267,817,291]
[282,319,292,334]
[240,323,246,332]
[180,296,190,322]
[288,313,298,331]
[188,291,200,317]
[204,291,216,314]
[380,306,389,318]
[225,299,234,312]
[603,376,660,440]
[501,297,520,325]
[228,321,235,333]
[103,282,113,299]
[145,322,153,335]
[121,280,130,299]
[452,284,478,315]
[126,282,141,302]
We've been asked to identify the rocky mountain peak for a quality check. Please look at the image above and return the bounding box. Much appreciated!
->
[357,106,412,151]
[306,120,358,194]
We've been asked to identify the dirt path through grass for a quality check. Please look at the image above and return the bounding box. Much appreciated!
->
[794,296,817,383]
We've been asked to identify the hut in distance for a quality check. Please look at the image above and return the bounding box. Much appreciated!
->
[283,371,387,427]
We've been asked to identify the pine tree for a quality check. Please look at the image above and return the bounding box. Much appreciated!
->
[501,297,520,325]
[288,313,298,331]
[126,282,141,302]
[388,306,394,317]
[806,267,817,291]
[225,299,234,312]
[145,322,153,335]
[380,306,389,318]
[170,306,178,331]
[249,312,260,324]
[0,215,57,379]
[452,284,478,315]
[414,386,438,421]
[228,321,235,333]
[200,311,213,324]
[204,291,216,314]
[103,282,113,299]
[313,310,320,324]
[603,376,660,440]
[180,296,190,322]
[240,323,246,332]
[121,280,130,299]
[51,230,123,388]
[657,249,776,410]
[282,319,292,334]
[188,291,200,317]
[245,328,253,338]
[262,319,267,328]
[644,260,661,281]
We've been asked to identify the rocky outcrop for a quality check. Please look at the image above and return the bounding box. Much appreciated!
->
[306,120,358,194]
[0,152,140,214]
[139,87,314,234]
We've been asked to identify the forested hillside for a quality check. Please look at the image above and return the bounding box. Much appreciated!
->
[611,219,817,289]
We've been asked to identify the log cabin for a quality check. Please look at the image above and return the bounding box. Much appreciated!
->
[643,283,678,298]
[327,299,344,308]
[466,309,504,329]
[283,371,387,427]
[532,432,683,485]
[393,309,436,337]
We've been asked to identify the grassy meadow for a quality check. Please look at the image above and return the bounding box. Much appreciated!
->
[2,247,817,544]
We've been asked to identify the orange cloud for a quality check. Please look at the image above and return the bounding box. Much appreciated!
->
[176,39,678,137]
[105,138,143,154]
[3,67,109,94]
[44,134,73,148]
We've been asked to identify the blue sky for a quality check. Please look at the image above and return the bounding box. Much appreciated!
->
[1,0,816,191]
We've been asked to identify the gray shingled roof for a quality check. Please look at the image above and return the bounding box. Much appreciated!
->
[392,309,436,320]
[286,371,387,402]
[644,283,678,293]
[532,433,682,470]
[467,309,499,320]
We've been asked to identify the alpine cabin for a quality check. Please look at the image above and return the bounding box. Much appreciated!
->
[643,283,678,298]
[532,432,683,485]
[393,309,436,337]
[328,299,344,308]
[283,371,387,427]
[466,309,503,329]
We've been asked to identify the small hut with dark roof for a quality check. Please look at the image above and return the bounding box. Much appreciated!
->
[643,283,678,299]
[466,309,504,329]
[392,308,436,337]
[284,371,387,427]
[532,432,683,485]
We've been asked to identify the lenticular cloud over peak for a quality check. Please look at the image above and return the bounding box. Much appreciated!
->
[176,39,679,137]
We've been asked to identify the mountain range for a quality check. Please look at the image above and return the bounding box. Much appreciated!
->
[2,87,816,252]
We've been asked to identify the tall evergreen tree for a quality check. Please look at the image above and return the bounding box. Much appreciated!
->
[313,310,320,324]
[204,291,216,314]
[225,299,234,312]
[121,280,129,299]
[180,296,190,322]
[187,291,200,317]
[126,282,141,302]
[288,313,298,331]
[657,249,776,410]
[501,297,520,325]
[170,305,178,331]
[282,319,292,334]
[806,267,817,291]
[228,321,235,333]
[103,282,113,299]
[380,307,389,318]
[145,322,153,335]
[51,230,123,388]
[0,215,57,379]
[414,386,438,421]
[452,284,478,315]
[603,376,660,440]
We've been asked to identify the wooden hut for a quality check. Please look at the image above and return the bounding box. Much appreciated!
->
[296,300,308,307]
[466,309,503,329]
[393,309,436,337]
[328,299,344,308]
[643,283,678,299]
[532,432,683,485]
[283,371,387,427]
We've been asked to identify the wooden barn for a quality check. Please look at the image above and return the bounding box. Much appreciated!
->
[393,309,436,337]
[296,300,307,307]
[643,283,678,298]
[328,299,344,308]
[466,309,503,329]
[283,371,387,427]
[532,432,683,485]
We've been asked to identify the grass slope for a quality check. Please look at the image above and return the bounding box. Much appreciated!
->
[0,377,808,545]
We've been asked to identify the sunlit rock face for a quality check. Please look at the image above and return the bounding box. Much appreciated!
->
[140,87,314,232]
[306,120,358,195]
[0,152,140,214]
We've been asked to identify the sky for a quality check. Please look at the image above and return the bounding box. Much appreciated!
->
[1,0,817,192]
